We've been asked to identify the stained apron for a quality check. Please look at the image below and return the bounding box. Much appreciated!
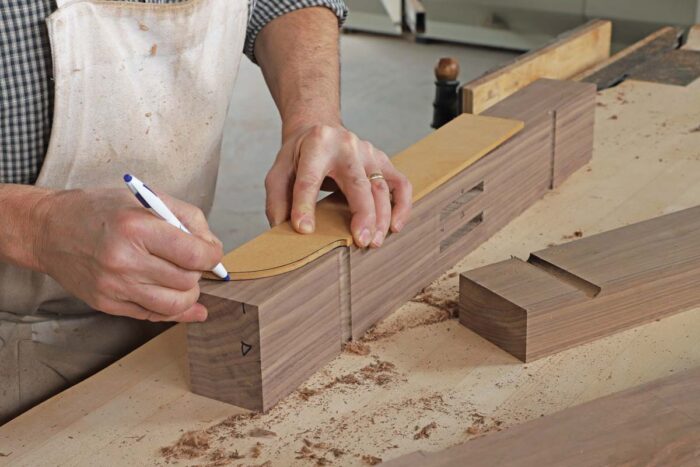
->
[0,0,247,423]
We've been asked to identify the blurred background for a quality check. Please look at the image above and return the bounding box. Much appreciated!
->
[210,0,700,251]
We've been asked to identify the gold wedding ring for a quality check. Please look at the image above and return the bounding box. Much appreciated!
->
[368,173,385,182]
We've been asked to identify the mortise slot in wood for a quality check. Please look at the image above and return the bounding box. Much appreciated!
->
[440,181,484,221]
[526,254,601,298]
[440,212,484,253]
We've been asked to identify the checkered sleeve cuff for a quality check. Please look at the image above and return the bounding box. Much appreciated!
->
[245,0,348,64]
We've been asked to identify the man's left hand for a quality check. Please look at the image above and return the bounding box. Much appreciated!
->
[264,124,413,248]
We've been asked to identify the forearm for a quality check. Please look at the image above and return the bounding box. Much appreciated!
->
[0,184,52,270]
[255,7,342,140]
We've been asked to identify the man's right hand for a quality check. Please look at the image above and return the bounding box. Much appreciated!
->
[33,188,223,322]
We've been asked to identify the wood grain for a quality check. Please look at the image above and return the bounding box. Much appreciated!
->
[461,19,610,114]
[627,49,700,87]
[386,366,700,467]
[189,79,596,410]
[460,206,700,362]
[190,249,345,411]
[350,78,594,339]
[218,115,523,280]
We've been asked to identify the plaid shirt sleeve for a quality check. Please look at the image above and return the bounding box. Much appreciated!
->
[245,0,347,63]
[0,0,347,185]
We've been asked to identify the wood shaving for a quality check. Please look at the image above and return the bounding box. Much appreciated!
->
[562,230,583,240]
[248,428,277,438]
[206,448,245,465]
[160,431,210,460]
[296,445,314,459]
[362,454,382,465]
[298,387,319,400]
[327,373,362,387]
[344,341,371,356]
[413,421,437,439]
[362,289,459,342]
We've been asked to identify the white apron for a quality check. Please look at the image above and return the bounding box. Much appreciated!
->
[0,0,247,423]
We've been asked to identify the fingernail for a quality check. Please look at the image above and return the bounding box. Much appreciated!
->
[393,220,404,232]
[198,308,208,322]
[359,228,372,247]
[372,231,384,247]
[299,218,314,234]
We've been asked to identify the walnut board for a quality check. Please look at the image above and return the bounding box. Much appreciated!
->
[461,19,611,115]
[2,80,700,467]
[460,206,700,362]
[220,114,523,280]
[190,79,595,412]
[385,366,700,467]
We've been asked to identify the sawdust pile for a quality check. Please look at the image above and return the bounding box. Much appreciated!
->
[159,412,271,465]
[362,286,459,342]
[295,438,345,465]
[160,430,211,460]
[413,422,437,439]
[344,341,371,356]
[464,412,504,437]
[362,454,383,465]
[298,359,398,401]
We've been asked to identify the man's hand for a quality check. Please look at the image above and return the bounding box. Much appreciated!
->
[265,124,412,248]
[33,189,223,322]
[254,7,412,248]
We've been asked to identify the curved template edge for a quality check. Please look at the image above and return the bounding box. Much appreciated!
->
[218,115,524,281]
[228,239,349,280]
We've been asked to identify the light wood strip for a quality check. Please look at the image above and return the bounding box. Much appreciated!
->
[461,19,610,114]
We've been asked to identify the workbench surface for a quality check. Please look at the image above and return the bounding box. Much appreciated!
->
[2,77,700,466]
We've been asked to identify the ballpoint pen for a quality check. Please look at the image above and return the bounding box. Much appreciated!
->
[123,174,230,281]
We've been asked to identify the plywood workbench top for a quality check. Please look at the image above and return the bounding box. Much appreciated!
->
[2,77,700,466]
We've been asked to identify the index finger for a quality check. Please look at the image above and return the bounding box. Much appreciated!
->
[290,138,331,235]
[381,161,413,232]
